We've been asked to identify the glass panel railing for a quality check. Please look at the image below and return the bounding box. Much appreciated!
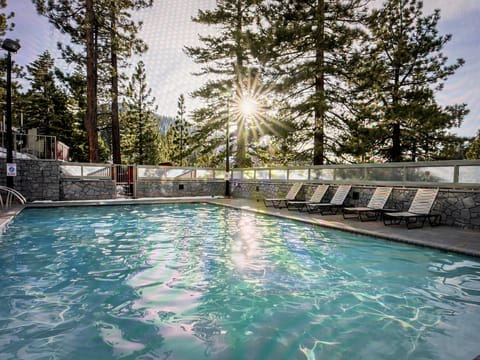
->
[60,161,480,187]
[214,170,225,180]
[289,169,309,180]
[367,167,405,182]
[60,164,110,178]
[255,169,270,180]
[406,166,454,183]
[164,168,194,179]
[335,167,364,181]
[270,169,287,180]
[137,167,164,179]
[232,170,242,180]
[196,169,213,179]
[310,168,334,181]
[82,166,110,178]
[243,170,255,179]
[458,166,480,184]
[60,165,82,177]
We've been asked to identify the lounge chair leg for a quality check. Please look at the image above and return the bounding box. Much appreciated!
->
[406,216,426,229]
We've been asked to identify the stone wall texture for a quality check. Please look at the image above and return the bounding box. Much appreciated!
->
[136,180,225,198]
[0,159,60,201]
[60,179,116,200]
[231,181,480,230]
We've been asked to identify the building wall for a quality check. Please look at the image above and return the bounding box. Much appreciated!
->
[231,181,480,230]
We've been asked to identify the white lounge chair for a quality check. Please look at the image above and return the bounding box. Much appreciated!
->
[286,184,330,211]
[383,188,440,229]
[342,187,393,221]
[263,182,303,209]
[306,185,352,214]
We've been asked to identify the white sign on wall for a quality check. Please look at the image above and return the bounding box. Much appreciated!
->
[6,163,16,177]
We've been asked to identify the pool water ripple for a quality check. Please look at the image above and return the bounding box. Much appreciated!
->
[0,203,479,359]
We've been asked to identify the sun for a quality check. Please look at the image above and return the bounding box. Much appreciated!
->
[240,96,257,117]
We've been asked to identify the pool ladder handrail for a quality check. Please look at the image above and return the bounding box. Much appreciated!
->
[0,186,27,208]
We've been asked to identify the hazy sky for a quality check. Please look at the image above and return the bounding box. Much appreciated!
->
[4,0,479,137]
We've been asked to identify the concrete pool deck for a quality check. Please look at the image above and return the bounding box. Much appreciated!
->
[1,197,479,258]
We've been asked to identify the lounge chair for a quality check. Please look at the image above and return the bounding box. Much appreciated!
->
[383,188,441,229]
[286,184,330,211]
[263,182,303,208]
[342,187,393,221]
[306,185,352,214]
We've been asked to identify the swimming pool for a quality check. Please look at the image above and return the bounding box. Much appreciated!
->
[0,203,479,359]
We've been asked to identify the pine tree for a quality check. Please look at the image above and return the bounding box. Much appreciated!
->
[169,94,191,166]
[466,130,480,160]
[258,0,368,165]
[33,0,152,163]
[352,0,468,162]
[97,0,152,164]
[0,2,18,121]
[33,0,99,161]
[121,61,160,165]
[185,0,261,168]
[0,1,14,41]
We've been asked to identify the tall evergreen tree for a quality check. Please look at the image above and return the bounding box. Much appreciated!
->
[23,52,89,161]
[0,0,14,35]
[97,0,152,164]
[121,61,160,164]
[0,2,18,124]
[169,94,191,166]
[466,130,480,160]
[33,0,99,162]
[351,0,468,162]
[258,0,369,165]
[34,0,152,163]
[185,0,261,168]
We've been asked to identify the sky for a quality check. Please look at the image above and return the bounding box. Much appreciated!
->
[4,0,480,137]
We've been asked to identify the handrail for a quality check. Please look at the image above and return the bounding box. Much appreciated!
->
[0,186,27,208]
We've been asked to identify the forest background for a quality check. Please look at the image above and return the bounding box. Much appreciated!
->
[1,0,479,167]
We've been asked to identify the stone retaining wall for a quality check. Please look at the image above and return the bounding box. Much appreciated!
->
[0,159,60,201]
[60,179,116,200]
[231,181,480,230]
[136,180,225,198]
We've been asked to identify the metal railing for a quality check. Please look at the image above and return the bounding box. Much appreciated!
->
[1,132,68,160]
[60,163,112,179]
[232,160,480,188]
[0,186,27,208]
[137,165,225,180]
[60,163,225,181]
[59,160,480,188]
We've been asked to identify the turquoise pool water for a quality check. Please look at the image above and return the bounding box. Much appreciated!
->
[0,204,479,359]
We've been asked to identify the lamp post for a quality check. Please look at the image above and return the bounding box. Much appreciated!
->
[2,39,21,189]
[225,94,231,197]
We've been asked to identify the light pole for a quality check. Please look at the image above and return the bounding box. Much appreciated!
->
[225,94,231,197]
[2,39,21,189]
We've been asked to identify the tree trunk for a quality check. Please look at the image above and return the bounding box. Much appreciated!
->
[234,0,247,168]
[86,0,98,162]
[313,0,325,165]
[110,5,121,164]
[391,122,401,162]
